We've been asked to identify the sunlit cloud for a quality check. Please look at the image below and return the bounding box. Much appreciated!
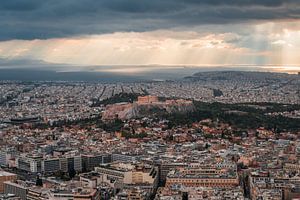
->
[0,21,300,70]
[0,31,247,66]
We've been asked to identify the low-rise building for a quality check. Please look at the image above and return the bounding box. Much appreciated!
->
[165,163,239,188]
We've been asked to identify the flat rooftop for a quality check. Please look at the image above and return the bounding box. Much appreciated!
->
[0,171,16,176]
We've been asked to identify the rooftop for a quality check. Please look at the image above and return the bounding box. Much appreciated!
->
[0,171,16,177]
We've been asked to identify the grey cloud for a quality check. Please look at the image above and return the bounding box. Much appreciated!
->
[0,0,299,40]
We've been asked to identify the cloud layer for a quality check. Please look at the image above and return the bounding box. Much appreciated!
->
[1,27,299,67]
[0,1,300,68]
[0,0,299,40]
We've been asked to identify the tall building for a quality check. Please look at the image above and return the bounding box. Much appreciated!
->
[64,156,82,172]
[4,181,28,200]
[81,154,112,171]
[95,163,158,197]
[159,163,188,184]
[0,172,17,193]
[16,155,82,174]
[41,158,60,173]
[0,148,17,167]
[16,155,42,173]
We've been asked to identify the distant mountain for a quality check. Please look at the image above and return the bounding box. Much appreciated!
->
[184,71,299,82]
[0,58,49,66]
[0,68,145,82]
[0,58,299,82]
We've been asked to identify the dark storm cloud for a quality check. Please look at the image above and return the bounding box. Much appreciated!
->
[0,0,299,40]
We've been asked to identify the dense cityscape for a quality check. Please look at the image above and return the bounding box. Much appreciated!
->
[1,0,300,199]
[0,71,299,199]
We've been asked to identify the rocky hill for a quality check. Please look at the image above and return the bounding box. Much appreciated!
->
[102,98,195,120]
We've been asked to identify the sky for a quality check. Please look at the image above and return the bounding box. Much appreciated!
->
[0,0,300,72]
